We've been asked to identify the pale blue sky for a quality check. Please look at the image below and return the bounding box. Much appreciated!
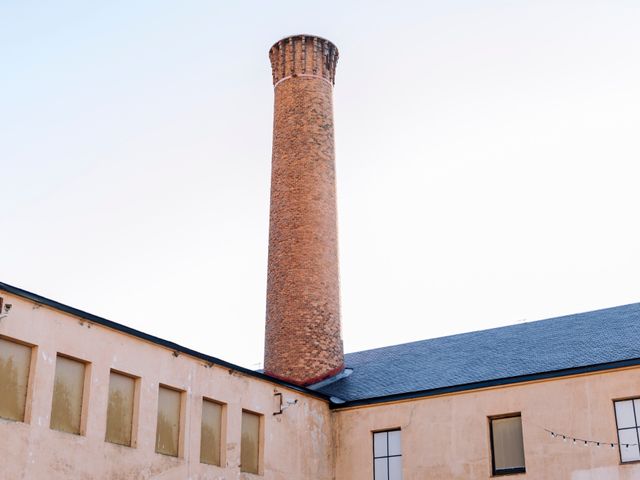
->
[2,1,639,368]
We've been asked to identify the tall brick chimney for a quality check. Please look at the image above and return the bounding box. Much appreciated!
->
[264,35,344,386]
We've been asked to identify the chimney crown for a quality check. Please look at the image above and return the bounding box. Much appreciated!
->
[269,34,339,87]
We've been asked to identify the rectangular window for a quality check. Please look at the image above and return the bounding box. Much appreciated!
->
[373,429,402,480]
[241,410,261,474]
[614,399,640,463]
[0,337,32,422]
[155,385,182,457]
[105,371,136,447]
[50,355,87,435]
[200,398,223,465]
[490,414,526,476]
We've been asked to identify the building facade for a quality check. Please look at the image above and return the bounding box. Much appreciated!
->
[0,285,333,479]
[2,283,640,479]
[2,35,640,479]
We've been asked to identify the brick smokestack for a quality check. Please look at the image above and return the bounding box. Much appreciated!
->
[264,35,344,386]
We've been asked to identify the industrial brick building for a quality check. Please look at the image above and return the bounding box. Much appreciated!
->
[1,35,640,479]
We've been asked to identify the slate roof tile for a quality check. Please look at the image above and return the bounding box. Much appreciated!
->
[319,303,640,403]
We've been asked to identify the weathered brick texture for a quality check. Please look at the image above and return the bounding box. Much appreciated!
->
[264,35,344,386]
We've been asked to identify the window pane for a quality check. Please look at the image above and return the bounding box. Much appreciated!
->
[241,411,260,474]
[615,400,637,429]
[50,356,85,434]
[155,386,181,456]
[0,338,31,422]
[374,431,388,458]
[200,399,222,466]
[492,416,525,471]
[618,428,640,462]
[389,456,402,480]
[388,430,402,456]
[374,458,388,480]
[105,371,135,446]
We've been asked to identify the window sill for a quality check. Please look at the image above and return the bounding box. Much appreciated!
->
[154,451,182,460]
[492,467,526,477]
[240,471,264,479]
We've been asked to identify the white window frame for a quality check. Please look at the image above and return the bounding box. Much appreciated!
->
[372,429,402,480]
[614,398,640,463]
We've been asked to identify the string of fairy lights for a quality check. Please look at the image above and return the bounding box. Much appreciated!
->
[545,428,637,449]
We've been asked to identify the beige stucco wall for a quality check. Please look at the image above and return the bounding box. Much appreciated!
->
[4,287,640,480]
[0,292,333,480]
[333,367,640,479]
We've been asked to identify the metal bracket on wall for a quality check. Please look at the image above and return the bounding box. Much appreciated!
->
[0,297,10,321]
[273,391,298,415]
[273,392,283,415]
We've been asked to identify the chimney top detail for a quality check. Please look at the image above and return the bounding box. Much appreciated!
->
[268,34,339,87]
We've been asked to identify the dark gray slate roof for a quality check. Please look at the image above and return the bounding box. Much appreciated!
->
[319,303,640,404]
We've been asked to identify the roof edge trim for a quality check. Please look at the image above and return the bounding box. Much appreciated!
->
[330,357,640,409]
[0,281,331,402]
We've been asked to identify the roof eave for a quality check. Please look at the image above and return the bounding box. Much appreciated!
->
[329,356,640,409]
[0,281,331,402]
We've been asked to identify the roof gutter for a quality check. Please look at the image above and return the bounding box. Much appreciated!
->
[0,281,331,402]
[330,356,640,409]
